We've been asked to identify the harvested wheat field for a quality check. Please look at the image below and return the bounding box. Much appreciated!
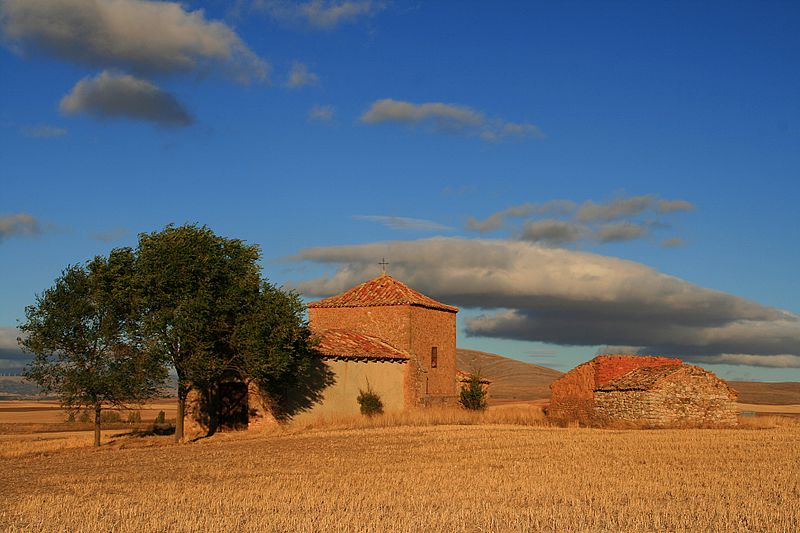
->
[2,414,799,532]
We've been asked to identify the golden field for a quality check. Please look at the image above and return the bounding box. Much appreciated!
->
[1,406,799,532]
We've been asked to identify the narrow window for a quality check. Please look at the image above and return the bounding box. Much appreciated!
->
[431,346,438,368]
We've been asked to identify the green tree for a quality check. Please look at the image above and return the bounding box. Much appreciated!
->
[20,252,165,446]
[459,373,488,411]
[133,224,262,441]
[233,282,320,418]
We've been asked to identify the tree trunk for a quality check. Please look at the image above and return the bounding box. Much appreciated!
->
[94,405,101,447]
[175,381,186,442]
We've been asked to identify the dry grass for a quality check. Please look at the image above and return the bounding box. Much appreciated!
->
[289,403,548,432]
[1,408,799,532]
[0,430,126,459]
[0,399,177,425]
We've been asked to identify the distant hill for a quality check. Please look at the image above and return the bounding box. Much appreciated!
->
[726,381,800,405]
[456,348,563,401]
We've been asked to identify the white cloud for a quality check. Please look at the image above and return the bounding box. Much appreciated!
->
[21,125,67,138]
[521,219,585,245]
[575,195,694,223]
[657,199,694,213]
[254,0,384,29]
[661,237,686,248]
[593,222,648,243]
[0,327,20,350]
[468,195,692,246]
[307,104,335,122]
[0,213,41,242]
[287,61,319,88]
[693,354,800,368]
[0,327,30,372]
[60,71,193,126]
[0,0,267,83]
[361,99,483,129]
[480,121,545,142]
[361,98,543,142]
[353,215,452,232]
[466,200,576,232]
[294,237,800,367]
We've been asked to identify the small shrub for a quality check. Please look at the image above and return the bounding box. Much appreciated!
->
[154,410,166,425]
[65,411,76,423]
[459,374,488,411]
[101,410,121,423]
[127,411,142,424]
[78,411,91,423]
[357,386,384,417]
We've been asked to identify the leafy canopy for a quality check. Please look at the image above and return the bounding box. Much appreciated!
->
[21,250,165,412]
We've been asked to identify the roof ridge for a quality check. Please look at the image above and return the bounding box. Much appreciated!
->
[307,273,458,313]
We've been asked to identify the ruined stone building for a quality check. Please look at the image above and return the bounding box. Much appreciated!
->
[548,355,738,427]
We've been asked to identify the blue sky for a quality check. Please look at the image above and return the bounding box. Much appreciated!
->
[1,1,799,381]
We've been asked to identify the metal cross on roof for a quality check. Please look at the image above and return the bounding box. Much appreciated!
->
[378,258,389,273]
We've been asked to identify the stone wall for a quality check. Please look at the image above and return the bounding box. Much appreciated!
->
[547,361,596,424]
[594,366,738,428]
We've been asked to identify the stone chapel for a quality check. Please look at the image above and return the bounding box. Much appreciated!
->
[301,272,459,419]
[184,272,460,435]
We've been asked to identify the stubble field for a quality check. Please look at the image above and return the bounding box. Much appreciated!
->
[1,411,798,533]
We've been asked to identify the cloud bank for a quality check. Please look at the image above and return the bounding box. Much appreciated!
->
[0,0,267,83]
[60,71,193,126]
[0,327,30,373]
[294,237,800,368]
[361,99,543,141]
[468,194,693,247]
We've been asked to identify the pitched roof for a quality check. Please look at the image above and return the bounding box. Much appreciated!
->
[307,273,458,313]
[315,329,411,361]
[595,365,684,392]
[590,354,682,386]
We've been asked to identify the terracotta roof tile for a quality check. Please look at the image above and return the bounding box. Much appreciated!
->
[315,329,411,361]
[308,273,458,313]
[595,365,684,391]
